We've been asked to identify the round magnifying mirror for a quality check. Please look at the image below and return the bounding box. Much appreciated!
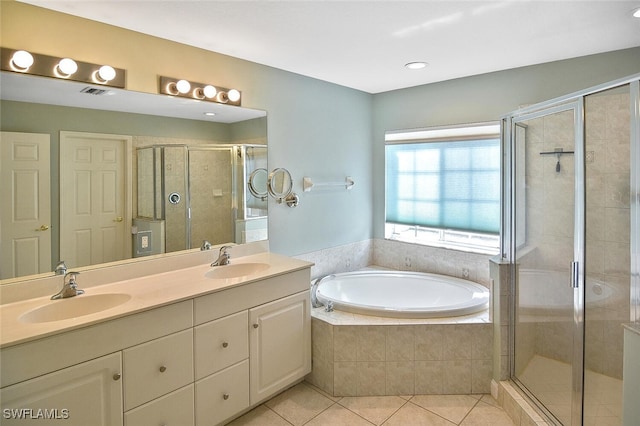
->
[267,168,293,202]
[248,168,269,200]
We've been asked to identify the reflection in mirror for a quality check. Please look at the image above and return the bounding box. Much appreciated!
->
[248,168,269,201]
[267,168,293,202]
[0,71,267,281]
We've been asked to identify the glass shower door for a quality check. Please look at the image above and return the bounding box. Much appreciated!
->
[511,102,584,426]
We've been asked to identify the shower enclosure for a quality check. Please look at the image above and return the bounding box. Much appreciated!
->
[503,75,639,425]
[134,144,267,256]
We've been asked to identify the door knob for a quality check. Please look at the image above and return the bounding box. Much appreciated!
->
[36,225,49,231]
[113,216,123,222]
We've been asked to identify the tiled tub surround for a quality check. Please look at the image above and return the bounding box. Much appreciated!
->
[297,238,495,397]
[295,238,492,287]
[307,308,493,397]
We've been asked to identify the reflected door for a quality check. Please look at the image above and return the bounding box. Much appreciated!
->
[60,131,131,269]
[0,132,51,278]
[511,102,584,426]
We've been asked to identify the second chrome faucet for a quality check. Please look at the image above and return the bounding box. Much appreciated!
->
[211,245,232,267]
[51,271,84,300]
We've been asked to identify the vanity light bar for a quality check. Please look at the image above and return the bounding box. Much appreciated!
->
[159,76,242,106]
[1,47,126,88]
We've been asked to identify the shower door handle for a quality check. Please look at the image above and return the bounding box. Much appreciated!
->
[570,261,579,289]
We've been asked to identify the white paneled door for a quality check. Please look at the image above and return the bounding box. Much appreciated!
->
[60,131,131,269]
[0,132,51,279]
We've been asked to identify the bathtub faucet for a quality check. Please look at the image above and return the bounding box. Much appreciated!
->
[311,275,332,308]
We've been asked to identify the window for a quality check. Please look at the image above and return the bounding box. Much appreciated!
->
[385,122,501,254]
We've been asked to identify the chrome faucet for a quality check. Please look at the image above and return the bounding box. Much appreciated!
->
[54,260,68,276]
[51,271,84,300]
[211,245,232,267]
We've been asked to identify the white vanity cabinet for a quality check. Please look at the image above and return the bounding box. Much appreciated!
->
[1,261,312,426]
[123,328,194,410]
[0,353,123,426]
[249,291,311,404]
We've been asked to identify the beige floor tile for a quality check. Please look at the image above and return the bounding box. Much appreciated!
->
[265,383,334,426]
[339,396,407,425]
[382,402,456,426]
[410,394,479,424]
[460,400,516,426]
[226,405,292,426]
[479,394,500,408]
[305,404,375,426]
[304,381,342,402]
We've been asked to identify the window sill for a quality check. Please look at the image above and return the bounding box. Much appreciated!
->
[385,235,499,256]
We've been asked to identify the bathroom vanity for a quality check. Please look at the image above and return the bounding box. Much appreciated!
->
[0,249,312,426]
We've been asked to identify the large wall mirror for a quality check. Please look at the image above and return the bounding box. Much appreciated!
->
[0,71,268,281]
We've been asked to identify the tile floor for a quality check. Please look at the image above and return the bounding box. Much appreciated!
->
[227,381,515,426]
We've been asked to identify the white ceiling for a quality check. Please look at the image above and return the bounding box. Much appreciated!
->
[18,0,640,94]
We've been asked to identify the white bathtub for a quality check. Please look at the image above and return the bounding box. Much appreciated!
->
[313,270,490,318]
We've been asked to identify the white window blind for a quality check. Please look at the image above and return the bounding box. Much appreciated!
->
[385,123,500,235]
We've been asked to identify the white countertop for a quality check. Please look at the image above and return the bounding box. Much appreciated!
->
[0,252,312,348]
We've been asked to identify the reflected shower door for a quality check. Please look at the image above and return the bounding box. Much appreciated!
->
[512,102,584,426]
[188,147,234,247]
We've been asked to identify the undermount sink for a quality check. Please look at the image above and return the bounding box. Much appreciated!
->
[205,262,270,279]
[20,293,132,323]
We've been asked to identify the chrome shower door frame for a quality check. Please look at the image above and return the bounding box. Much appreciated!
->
[507,99,585,426]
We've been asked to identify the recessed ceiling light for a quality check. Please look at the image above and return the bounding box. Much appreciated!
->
[405,61,428,70]
[633,7,640,18]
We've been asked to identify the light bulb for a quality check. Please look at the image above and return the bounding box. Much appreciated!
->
[227,89,241,102]
[56,58,78,77]
[11,50,34,71]
[97,65,116,82]
[203,85,217,99]
[176,79,191,94]
[215,92,229,103]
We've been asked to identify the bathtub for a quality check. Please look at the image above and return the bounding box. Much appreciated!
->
[312,270,490,318]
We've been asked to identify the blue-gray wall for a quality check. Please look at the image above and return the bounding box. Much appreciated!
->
[371,47,640,240]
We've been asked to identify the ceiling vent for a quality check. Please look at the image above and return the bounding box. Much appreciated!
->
[80,86,109,95]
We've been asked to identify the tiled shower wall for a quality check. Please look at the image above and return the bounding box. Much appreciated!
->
[584,88,631,379]
[515,89,631,380]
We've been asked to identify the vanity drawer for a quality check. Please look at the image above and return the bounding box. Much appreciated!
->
[124,384,194,426]
[195,310,248,379]
[123,329,194,410]
[195,360,249,426]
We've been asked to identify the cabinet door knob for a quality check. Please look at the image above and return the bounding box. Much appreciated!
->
[223,393,230,400]
[113,373,121,381]
[222,342,229,348]
[253,323,259,329]
[159,365,167,373]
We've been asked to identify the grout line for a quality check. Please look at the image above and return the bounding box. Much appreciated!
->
[456,396,483,425]
[263,404,295,426]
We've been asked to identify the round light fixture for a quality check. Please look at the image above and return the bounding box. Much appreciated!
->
[10,50,34,71]
[97,65,116,82]
[56,58,78,77]
[227,89,241,102]
[216,91,229,103]
[203,85,217,99]
[176,79,191,94]
[405,61,428,70]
